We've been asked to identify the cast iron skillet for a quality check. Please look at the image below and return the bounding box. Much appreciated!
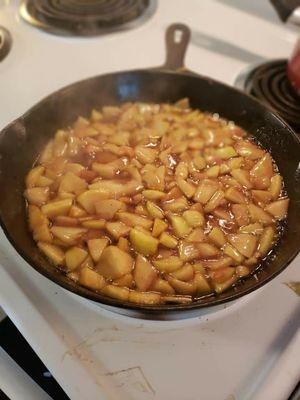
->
[0,24,299,313]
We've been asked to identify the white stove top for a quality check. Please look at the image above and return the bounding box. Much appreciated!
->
[0,1,299,399]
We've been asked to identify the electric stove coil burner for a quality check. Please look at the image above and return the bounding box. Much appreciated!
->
[244,59,300,131]
[20,0,155,37]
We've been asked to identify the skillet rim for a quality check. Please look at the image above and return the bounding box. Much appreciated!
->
[0,68,300,313]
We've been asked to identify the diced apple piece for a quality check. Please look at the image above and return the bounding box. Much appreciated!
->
[236,265,250,277]
[197,243,220,258]
[64,163,85,175]
[69,205,87,218]
[193,156,206,170]
[129,228,159,256]
[166,275,196,295]
[97,246,133,279]
[204,257,233,270]
[59,172,87,195]
[225,187,246,204]
[193,179,219,204]
[117,212,153,229]
[204,190,225,213]
[128,290,161,305]
[208,227,226,247]
[182,210,205,228]
[228,233,257,258]
[258,227,276,257]
[65,247,88,271]
[36,175,54,187]
[162,187,182,202]
[223,244,244,263]
[117,237,129,252]
[135,146,157,164]
[79,268,105,291]
[150,279,175,294]
[250,154,273,189]
[54,216,78,227]
[175,162,189,179]
[206,165,220,178]
[152,218,168,237]
[169,215,191,238]
[146,201,164,219]
[38,242,65,265]
[215,146,237,160]
[210,267,235,284]
[172,263,194,281]
[163,295,192,304]
[162,197,189,213]
[92,159,126,179]
[239,223,264,235]
[264,199,289,220]
[134,255,158,291]
[251,190,273,204]
[248,204,273,225]
[231,169,252,189]
[106,222,130,239]
[26,166,45,188]
[194,273,212,295]
[235,140,264,159]
[41,198,73,217]
[159,232,178,248]
[227,157,243,170]
[77,190,110,214]
[81,255,94,269]
[114,273,133,287]
[269,174,282,199]
[142,165,165,191]
[81,219,106,229]
[142,190,165,200]
[177,178,196,198]
[213,276,238,294]
[153,256,183,272]
[101,285,130,301]
[94,199,123,220]
[87,238,109,263]
[33,224,52,243]
[24,187,49,206]
[50,226,87,245]
[232,204,250,227]
[193,262,206,274]
[28,205,48,230]
[186,228,206,243]
[178,241,200,262]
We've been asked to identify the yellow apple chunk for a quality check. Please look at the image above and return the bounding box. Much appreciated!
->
[159,232,178,248]
[134,255,158,291]
[59,172,87,195]
[101,285,130,301]
[97,246,133,279]
[228,233,257,258]
[38,242,65,265]
[193,179,219,204]
[106,221,130,239]
[225,187,246,204]
[50,226,87,245]
[128,291,161,305]
[41,198,73,217]
[264,199,289,220]
[258,227,276,257]
[94,199,123,220]
[250,154,273,189]
[169,215,191,238]
[117,212,153,229]
[87,238,109,263]
[182,210,205,227]
[248,204,273,225]
[25,187,50,206]
[152,218,168,237]
[65,247,88,271]
[171,263,194,281]
[79,268,106,291]
[153,256,183,273]
[77,190,110,214]
[232,204,250,227]
[208,227,226,247]
[129,228,159,256]
[150,279,175,294]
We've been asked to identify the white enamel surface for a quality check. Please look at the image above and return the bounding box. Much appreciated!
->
[0,1,299,399]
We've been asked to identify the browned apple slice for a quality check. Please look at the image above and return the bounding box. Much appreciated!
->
[197,243,220,258]
[225,187,246,204]
[128,291,161,304]
[87,238,109,263]
[231,169,252,189]
[25,187,50,206]
[134,255,158,291]
[182,210,205,228]
[106,221,130,239]
[232,204,250,227]
[152,218,168,237]
[97,246,133,279]
[129,228,159,256]
[269,174,282,199]
[204,257,233,270]
[258,226,276,257]
[171,263,194,281]
[65,247,88,271]
[194,273,212,295]
[166,275,196,295]
[264,199,289,220]
[150,279,175,294]
[79,268,106,291]
[235,140,265,159]
[101,285,130,301]
[94,199,123,220]
[26,166,45,188]
[59,172,87,195]
[193,179,219,204]
[117,212,153,229]
[178,241,201,262]
[50,226,87,245]
[186,228,206,243]
[169,215,192,238]
[208,227,226,247]
[209,267,235,284]
[250,154,273,189]
[113,273,134,288]
[251,190,273,204]
[228,233,257,258]
[153,256,183,273]
[248,204,273,225]
[38,242,65,265]
[204,190,225,213]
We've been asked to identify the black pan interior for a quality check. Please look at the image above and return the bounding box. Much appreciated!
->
[0,70,299,312]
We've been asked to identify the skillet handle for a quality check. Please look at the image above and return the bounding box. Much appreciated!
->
[163,23,191,71]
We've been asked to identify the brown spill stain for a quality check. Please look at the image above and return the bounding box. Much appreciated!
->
[285,282,300,297]
[102,366,155,396]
